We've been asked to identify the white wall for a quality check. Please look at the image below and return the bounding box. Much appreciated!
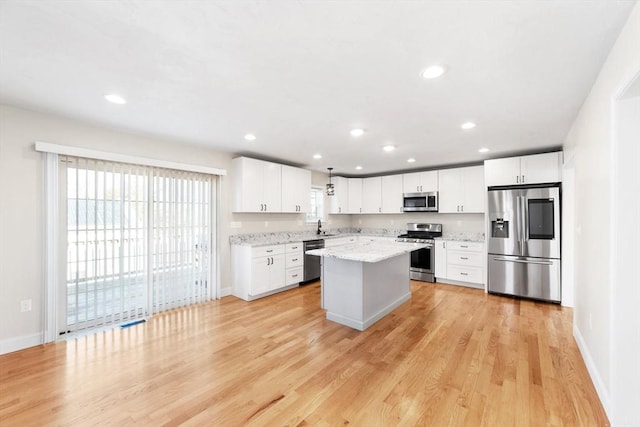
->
[611,84,640,426]
[563,2,640,424]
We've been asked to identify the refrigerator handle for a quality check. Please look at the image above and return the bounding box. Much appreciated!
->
[515,194,522,252]
[492,257,553,266]
[521,194,528,245]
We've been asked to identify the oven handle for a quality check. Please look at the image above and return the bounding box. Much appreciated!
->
[492,257,553,266]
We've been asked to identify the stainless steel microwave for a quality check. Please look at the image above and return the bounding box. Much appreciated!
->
[403,192,438,212]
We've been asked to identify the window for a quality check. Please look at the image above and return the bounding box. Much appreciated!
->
[306,186,325,223]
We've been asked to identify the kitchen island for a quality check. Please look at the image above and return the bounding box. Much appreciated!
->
[306,241,428,331]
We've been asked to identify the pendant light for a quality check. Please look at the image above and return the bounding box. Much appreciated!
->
[326,167,335,196]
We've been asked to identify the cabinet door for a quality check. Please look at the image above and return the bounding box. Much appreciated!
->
[461,166,485,213]
[381,174,403,213]
[484,157,521,187]
[267,254,286,291]
[435,240,447,280]
[251,256,271,295]
[521,152,562,184]
[263,161,282,212]
[282,165,311,213]
[420,171,438,192]
[438,168,463,213]
[402,172,422,193]
[233,157,264,212]
[362,177,382,214]
[347,178,363,214]
[330,177,348,214]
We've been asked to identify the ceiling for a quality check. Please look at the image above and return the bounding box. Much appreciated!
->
[0,1,636,176]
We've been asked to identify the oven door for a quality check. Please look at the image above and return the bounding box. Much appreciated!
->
[410,244,434,273]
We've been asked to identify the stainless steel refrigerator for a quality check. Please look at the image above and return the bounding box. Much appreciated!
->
[487,184,561,303]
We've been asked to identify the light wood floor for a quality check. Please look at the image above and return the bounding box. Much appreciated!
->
[1,281,608,426]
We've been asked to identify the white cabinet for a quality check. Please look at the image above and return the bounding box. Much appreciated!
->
[347,178,363,214]
[330,177,349,214]
[232,157,282,213]
[284,242,303,286]
[434,240,447,279]
[381,174,403,213]
[362,177,382,214]
[484,152,562,187]
[438,166,485,213]
[402,171,438,193]
[436,240,484,288]
[232,243,291,300]
[282,166,311,213]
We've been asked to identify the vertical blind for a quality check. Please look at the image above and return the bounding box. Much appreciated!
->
[63,156,213,333]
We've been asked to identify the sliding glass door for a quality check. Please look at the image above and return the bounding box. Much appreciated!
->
[62,156,213,334]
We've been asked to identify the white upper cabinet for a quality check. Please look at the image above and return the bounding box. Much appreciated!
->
[281,165,311,213]
[438,166,485,213]
[381,174,403,213]
[362,177,382,214]
[402,171,438,193]
[232,157,282,213]
[347,178,363,214]
[484,152,562,187]
[329,176,349,214]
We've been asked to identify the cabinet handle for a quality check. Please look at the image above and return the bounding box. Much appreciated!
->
[379,207,381,213]
[292,258,298,262]
[460,257,468,260]
[460,245,468,248]
[266,249,273,253]
[292,246,298,250]
[522,175,525,183]
[267,258,271,265]
[339,207,341,213]
[460,272,468,276]
[461,205,464,212]
[516,176,520,183]
[292,274,298,278]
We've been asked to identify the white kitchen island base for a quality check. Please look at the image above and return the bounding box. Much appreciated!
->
[322,253,410,331]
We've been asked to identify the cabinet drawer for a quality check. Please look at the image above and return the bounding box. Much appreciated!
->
[286,242,302,252]
[447,250,483,267]
[286,266,303,285]
[447,265,483,283]
[252,244,285,258]
[447,241,483,252]
[286,252,303,268]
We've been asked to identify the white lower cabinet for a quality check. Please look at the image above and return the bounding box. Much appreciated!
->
[435,240,484,288]
[232,243,299,301]
[285,242,303,286]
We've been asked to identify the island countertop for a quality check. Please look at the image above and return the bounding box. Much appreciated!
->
[306,241,429,263]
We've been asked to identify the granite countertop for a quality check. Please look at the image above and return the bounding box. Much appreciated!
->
[435,232,485,243]
[230,227,402,247]
[306,241,429,263]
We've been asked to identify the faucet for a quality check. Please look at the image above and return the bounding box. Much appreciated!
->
[317,219,322,235]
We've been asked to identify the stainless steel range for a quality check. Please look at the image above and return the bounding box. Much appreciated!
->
[396,223,442,282]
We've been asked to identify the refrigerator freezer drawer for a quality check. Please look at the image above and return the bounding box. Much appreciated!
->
[488,255,561,303]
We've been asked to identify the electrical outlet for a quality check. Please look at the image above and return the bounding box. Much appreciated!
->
[20,299,32,312]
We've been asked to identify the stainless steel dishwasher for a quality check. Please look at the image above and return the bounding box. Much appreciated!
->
[303,239,324,282]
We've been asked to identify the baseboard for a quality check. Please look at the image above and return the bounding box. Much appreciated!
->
[0,332,43,355]
[219,286,233,297]
[573,324,613,423]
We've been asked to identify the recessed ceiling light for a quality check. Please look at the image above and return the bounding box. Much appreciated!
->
[461,122,476,130]
[383,145,395,152]
[407,158,416,163]
[244,133,256,141]
[313,154,322,159]
[355,166,363,170]
[421,65,446,79]
[104,94,126,104]
[350,128,365,137]
[478,147,490,153]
